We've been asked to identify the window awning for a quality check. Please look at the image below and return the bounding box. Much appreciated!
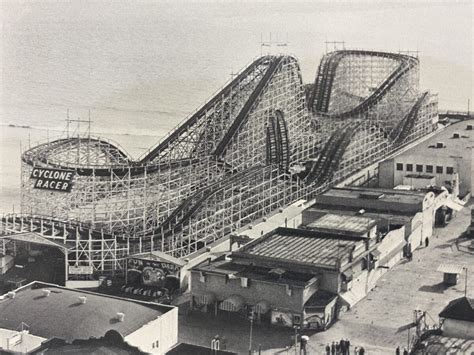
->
[254,300,270,314]
[437,264,465,274]
[218,294,245,312]
[194,292,216,305]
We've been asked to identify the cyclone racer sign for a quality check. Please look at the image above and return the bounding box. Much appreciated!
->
[30,167,75,192]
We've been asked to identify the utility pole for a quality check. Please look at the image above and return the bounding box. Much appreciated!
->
[465,267,468,297]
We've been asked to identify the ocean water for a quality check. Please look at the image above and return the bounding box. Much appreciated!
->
[0,1,472,212]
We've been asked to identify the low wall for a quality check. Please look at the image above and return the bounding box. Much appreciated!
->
[65,280,101,289]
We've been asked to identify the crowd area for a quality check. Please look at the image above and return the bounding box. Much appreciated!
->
[324,339,359,355]
[324,340,411,355]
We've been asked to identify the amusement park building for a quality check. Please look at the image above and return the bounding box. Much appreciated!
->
[189,210,413,329]
[0,282,178,354]
[1,49,438,282]
[378,119,474,197]
[303,186,441,253]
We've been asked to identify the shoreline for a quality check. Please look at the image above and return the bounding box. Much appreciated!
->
[0,125,161,214]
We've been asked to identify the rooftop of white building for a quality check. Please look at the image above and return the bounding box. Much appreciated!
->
[0,282,173,342]
[395,119,474,160]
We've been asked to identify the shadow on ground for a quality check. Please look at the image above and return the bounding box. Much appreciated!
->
[418,282,451,294]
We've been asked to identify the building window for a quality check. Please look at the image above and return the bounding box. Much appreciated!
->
[426,165,433,173]
[396,163,403,171]
[446,167,454,174]
[436,166,443,174]
[416,164,423,173]
[199,271,206,283]
[406,164,413,172]
[241,277,249,288]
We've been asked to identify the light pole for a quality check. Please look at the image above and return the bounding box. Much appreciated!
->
[293,325,300,355]
[249,307,255,355]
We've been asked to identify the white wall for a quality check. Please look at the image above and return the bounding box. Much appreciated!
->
[125,307,178,355]
[409,213,424,251]
[65,280,101,289]
[0,328,45,353]
[443,318,474,339]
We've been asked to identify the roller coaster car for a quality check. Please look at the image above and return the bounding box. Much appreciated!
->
[289,164,306,174]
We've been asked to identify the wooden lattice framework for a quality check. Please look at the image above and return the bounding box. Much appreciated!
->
[0,49,438,278]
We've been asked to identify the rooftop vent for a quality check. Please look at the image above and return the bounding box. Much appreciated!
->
[357,209,366,215]
[42,289,51,297]
[436,142,445,148]
[116,312,125,322]
[452,132,460,139]
[467,124,473,130]
[7,291,15,299]
[78,296,87,304]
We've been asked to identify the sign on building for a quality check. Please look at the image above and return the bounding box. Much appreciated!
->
[69,265,94,275]
[127,257,180,287]
[30,167,75,192]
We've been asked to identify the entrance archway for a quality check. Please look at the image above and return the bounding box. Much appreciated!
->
[0,233,70,292]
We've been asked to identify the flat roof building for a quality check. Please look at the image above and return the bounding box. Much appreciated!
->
[378,119,474,196]
[0,282,178,354]
[304,186,440,252]
[190,224,398,330]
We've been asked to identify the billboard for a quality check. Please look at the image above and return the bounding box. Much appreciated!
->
[30,167,75,192]
[127,257,180,287]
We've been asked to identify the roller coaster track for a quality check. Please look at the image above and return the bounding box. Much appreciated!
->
[302,122,359,186]
[155,166,264,242]
[390,92,428,144]
[309,50,418,118]
[0,214,105,241]
[141,56,278,164]
[22,56,282,178]
[213,56,284,157]
[266,110,290,172]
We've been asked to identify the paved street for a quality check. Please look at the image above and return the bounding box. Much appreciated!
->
[178,201,474,354]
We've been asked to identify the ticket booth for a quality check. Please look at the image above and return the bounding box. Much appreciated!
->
[437,263,464,286]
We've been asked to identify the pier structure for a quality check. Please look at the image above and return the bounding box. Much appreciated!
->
[1,50,438,279]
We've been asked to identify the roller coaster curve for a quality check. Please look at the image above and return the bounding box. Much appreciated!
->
[1,49,437,271]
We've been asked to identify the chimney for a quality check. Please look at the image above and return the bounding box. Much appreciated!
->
[79,296,87,304]
[436,142,444,148]
[116,312,125,322]
[452,132,460,139]
[7,291,15,299]
[42,289,51,297]
[467,124,473,130]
